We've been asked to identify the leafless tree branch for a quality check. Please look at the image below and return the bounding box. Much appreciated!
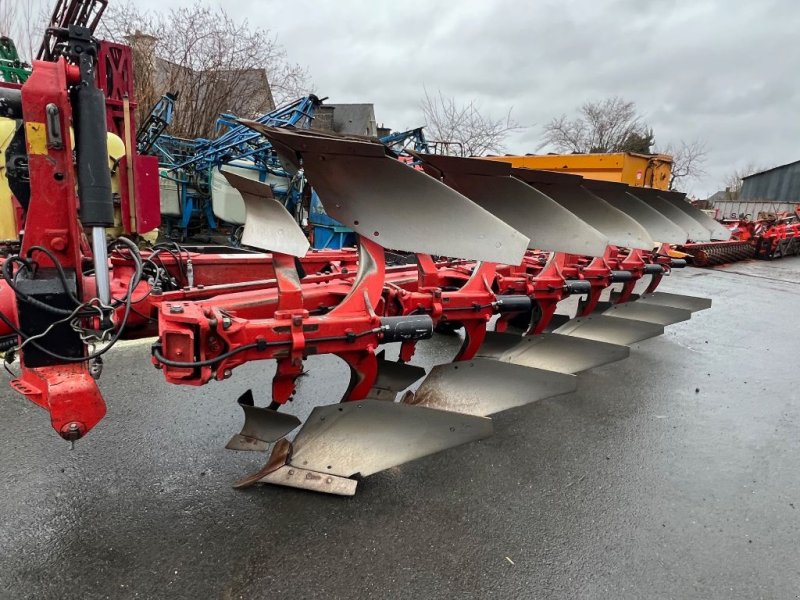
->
[99,0,314,139]
[420,87,520,156]
[0,0,48,63]
[541,96,653,154]
[720,161,769,199]
[661,139,708,190]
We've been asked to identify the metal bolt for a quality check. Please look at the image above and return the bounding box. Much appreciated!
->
[60,421,83,444]
[170,305,183,314]
[223,369,232,379]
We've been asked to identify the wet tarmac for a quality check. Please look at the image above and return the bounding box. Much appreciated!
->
[1,258,799,599]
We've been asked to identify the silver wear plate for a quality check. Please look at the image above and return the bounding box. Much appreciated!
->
[553,314,665,345]
[513,171,654,250]
[256,464,358,496]
[660,192,732,241]
[543,314,572,332]
[251,126,530,264]
[457,174,609,256]
[413,154,609,256]
[366,353,427,400]
[635,291,712,312]
[233,439,358,495]
[225,400,302,452]
[477,331,629,374]
[581,180,689,244]
[288,399,493,477]
[222,171,310,257]
[475,331,527,359]
[407,358,577,416]
[601,301,692,325]
[629,188,711,242]
[496,333,630,374]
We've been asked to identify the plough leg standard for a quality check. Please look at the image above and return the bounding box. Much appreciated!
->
[2,45,720,496]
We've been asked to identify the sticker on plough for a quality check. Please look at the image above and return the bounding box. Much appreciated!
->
[411,153,609,257]
[581,180,689,245]
[240,122,530,264]
[477,331,630,374]
[234,400,493,496]
[405,358,577,416]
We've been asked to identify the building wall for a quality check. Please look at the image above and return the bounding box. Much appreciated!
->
[711,200,800,220]
[312,105,335,132]
[740,160,800,202]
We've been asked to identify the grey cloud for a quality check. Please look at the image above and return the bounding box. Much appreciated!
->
[129,0,800,194]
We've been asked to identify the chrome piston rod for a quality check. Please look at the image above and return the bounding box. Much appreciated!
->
[92,227,111,306]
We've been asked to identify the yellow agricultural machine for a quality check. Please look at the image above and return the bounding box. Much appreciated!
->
[485,152,674,190]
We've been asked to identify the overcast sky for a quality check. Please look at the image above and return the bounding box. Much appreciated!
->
[23,0,800,195]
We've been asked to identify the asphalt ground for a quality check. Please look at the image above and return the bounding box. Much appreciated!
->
[1,257,799,599]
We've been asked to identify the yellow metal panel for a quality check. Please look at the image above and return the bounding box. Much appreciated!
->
[105,132,128,239]
[0,118,19,240]
[484,152,673,190]
[0,122,130,242]
[25,121,48,155]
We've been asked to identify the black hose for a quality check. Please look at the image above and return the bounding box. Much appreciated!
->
[1,237,144,363]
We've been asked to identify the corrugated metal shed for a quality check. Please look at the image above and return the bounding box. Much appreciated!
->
[741,159,800,201]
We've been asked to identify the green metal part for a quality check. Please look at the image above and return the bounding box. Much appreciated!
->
[0,37,31,84]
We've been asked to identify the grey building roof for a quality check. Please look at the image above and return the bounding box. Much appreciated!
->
[741,159,800,202]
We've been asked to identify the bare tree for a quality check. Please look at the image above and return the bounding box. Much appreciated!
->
[0,0,47,63]
[420,88,520,156]
[266,58,313,106]
[542,96,654,154]
[661,140,708,190]
[99,1,314,139]
[721,162,766,199]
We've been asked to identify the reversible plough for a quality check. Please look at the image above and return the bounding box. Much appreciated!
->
[0,26,724,496]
